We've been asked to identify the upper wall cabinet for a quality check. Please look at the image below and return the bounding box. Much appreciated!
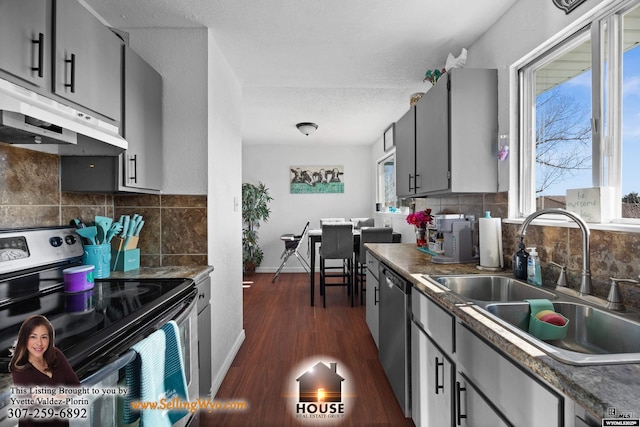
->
[396,68,498,197]
[0,0,51,89]
[53,0,122,122]
[121,45,163,191]
[61,46,163,193]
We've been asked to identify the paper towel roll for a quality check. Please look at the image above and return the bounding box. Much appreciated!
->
[479,217,503,268]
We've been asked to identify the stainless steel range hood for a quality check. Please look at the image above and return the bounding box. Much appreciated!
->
[0,78,127,156]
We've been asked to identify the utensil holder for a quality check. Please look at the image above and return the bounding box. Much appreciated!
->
[82,244,111,278]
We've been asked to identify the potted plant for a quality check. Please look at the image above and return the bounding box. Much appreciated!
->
[242,182,273,273]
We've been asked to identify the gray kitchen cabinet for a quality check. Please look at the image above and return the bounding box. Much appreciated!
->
[395,106,416,197]
[455,371,512,427]
[365,250,381,347]
[61,46,163,193]
[455,321,563,427]
[411,290,455,427]
[121,45,163,191]
[196,275,212,398]
[53,0,122,122]
[0,0,51,89]
[396,68,498,197]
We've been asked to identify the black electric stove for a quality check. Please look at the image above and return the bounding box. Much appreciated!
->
[0,227,195,379]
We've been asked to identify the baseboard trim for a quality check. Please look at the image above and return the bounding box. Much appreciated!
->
[211,328,246,397]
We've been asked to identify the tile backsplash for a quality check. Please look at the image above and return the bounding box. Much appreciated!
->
[0,143,207,267]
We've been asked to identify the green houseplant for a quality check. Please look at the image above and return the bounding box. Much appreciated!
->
[242,182,273,273]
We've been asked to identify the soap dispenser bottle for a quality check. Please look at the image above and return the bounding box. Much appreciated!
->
[513,238,529,280]
[527,247,542,286]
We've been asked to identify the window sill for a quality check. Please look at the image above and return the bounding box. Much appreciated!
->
[504,218,640,233]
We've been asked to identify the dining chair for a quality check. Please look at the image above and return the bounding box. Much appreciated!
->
[320,218,346,226]
[272,222,310,283]
[356,227,393,305]
[319,222,354,307]
[350,218,375,230]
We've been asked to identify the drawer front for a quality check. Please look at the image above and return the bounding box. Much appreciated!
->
[366,251,380,279]
[456,323,562,427]
[411,290,454,355]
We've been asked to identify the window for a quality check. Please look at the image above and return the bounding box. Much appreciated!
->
[519,0,640,221]
[376,151,410,213]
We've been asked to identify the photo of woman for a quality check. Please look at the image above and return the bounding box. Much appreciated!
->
[9,315,80,427]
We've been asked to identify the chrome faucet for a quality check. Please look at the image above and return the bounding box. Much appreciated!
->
[517,208,592,296]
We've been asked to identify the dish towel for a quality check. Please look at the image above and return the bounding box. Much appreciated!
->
[123,320,189,426]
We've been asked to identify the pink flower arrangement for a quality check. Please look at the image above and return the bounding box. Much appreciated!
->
[406,209,434,229]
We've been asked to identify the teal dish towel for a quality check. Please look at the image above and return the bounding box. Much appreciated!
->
[123,320,189,426]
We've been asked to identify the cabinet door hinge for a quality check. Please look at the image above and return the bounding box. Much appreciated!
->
[447,170,451,180]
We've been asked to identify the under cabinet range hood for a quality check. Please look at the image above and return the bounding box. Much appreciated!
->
[0,78,127,155]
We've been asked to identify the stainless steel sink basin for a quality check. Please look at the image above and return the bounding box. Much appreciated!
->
[484,301,640,365]
[430,275,558,304]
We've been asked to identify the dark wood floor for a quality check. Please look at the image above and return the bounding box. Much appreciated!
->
[200,272,414,426]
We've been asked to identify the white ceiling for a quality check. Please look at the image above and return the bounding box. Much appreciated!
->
[83,0,518,146]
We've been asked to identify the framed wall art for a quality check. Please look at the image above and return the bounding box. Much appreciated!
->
[290,166,344,194]
[383,123,395,152]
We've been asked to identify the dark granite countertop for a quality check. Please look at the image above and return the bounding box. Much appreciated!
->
[366,243,640,421]
[108,265,213,284]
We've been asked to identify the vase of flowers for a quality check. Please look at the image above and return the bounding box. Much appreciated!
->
[406,209,434,247]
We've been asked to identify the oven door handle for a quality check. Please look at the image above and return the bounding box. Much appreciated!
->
[80,349,137,388]
[156,292,197,328]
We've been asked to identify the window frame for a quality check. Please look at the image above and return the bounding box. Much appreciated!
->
[516,0,640,224]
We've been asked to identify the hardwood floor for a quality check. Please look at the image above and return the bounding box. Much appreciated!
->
[200,273,414,426]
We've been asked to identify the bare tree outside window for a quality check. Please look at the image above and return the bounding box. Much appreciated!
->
[535,86,592,195]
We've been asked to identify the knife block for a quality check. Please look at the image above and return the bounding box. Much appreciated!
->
[111,237,140,271]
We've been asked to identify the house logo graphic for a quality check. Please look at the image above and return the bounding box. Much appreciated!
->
[287,357,353,422]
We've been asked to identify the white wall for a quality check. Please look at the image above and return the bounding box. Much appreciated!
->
[207,30,244,396]
[125,27,244,398]
[242,144,374,272]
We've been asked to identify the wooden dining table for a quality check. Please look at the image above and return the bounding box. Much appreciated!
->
[307,228,401,306]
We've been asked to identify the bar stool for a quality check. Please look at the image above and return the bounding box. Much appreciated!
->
[272,222,310,283]
[320,222,354,307]
[356,227,393,305]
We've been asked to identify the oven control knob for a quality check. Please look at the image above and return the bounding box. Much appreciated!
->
[50,236,63,247]
[65,235,77,245]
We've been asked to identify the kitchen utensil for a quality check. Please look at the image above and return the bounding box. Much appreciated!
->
[95,216,113,244]
[76,226,98,245]
[106,222,123,243]
[120,216,130,239]
[133,220,145,236]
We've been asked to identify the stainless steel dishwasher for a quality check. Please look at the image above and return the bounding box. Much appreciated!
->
[379,262,411,417]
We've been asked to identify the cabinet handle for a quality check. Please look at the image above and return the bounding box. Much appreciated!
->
[31,33,44,78]
[409,174,414,191]
[374,287,378,305]
[64,53,76,93]
[129,154,138,183]
[456,381,467,425]
[435,357,444,394]
[415,173,420,190]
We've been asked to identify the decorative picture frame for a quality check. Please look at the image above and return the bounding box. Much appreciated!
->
[383,123,395,152]
[290,166,345,194]
[552,0,587,14]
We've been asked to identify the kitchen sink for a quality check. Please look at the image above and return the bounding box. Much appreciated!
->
[428,275,558,304]
[484,301,640,365]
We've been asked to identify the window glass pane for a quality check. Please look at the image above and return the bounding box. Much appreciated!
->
[378,154,396,208]
[534,38,593,209]
[622,5,640,218]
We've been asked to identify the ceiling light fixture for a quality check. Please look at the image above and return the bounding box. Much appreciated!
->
[296,122,318,136]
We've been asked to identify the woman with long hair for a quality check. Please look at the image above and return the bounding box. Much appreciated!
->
[10,315,80,426]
